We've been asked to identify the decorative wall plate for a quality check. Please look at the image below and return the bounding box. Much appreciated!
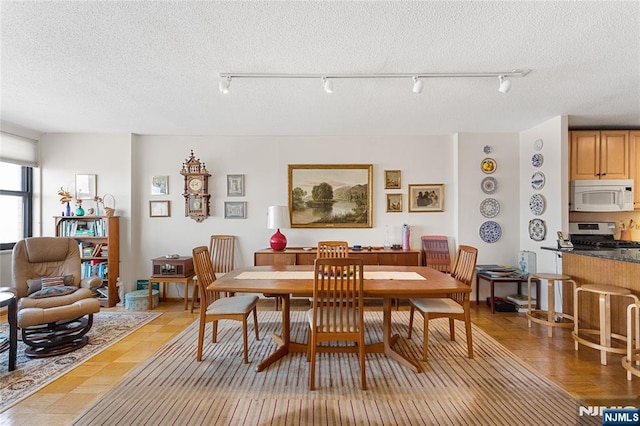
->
[534,138,544,151]
[529,218,547,241]
[481,177,498,194]
[480,198,500,218]
[531,153,544,168]
[481,158,497,174]
[479,221,502,243]
[529,193,546,215]
[531,171,546,190]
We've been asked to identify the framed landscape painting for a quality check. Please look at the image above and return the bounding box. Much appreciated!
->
[408,183,445,212]
[288,164,373,228]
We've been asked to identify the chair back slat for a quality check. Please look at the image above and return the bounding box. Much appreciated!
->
[193,245,218,309]
[209,235,235,274]
[312,258,363,334]
[317,241,349,259]
[421,236,451,273]
[451,245,478,286]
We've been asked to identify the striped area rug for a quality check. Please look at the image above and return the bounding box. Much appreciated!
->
[73,311,598,425]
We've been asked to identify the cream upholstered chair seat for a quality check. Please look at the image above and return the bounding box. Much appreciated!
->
[205,295,259,316]
[409,298,464,315]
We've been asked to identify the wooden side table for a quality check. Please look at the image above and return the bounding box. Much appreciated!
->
[0,292,18,371]
[148,274,195,310]
[476,272,541,314]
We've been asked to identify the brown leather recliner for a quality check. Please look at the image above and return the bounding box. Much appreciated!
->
[10,237,102,357]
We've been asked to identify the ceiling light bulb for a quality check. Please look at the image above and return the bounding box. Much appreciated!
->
[498,75,511,94]
[322,77,333,94]
[412,76,423,94]
[219,77,231,94]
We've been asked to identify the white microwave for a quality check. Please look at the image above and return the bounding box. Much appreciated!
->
[570,179,634,212]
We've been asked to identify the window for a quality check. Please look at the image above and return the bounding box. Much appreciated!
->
[0,162,33,250]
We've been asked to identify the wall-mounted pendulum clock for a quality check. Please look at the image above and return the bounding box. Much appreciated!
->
[180,150,211,222]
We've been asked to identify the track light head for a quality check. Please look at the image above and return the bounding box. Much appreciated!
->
[498,75,511,94]
[322,77,333,94]
[412,76,423,94]
[219,77,231,94]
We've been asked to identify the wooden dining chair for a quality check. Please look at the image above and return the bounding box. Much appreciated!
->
[421,235,452,273]
[408,245,478,361]
[192,245,259,364]
[191,235,235,313]
[317,241,350,258]
[307,257,366,390]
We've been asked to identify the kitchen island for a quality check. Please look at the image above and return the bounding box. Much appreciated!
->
[547,247,640,336]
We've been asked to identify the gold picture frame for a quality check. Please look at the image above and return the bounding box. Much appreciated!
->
[384,170,401,189]
[386,194,402,212]
[408,184,445,212]
[288,164,373,228]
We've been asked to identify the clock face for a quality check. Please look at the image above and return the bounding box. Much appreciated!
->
[188,177,203,192]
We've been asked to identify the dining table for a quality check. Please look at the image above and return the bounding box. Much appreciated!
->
[209,264,471,374]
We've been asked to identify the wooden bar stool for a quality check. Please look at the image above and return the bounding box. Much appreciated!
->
[572,285,639,365]
[622,300,640,381]
[527,273,576,337]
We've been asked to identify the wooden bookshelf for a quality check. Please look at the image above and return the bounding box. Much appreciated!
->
[54,215,120,307]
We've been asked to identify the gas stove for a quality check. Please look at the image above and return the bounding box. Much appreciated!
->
[569,222,640,250]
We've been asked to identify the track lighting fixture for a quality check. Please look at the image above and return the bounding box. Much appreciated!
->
[218,70,530,95]
[498,75,511,94]
[219,76,231,94]
[322,77,333,94]
[412,76,423,94]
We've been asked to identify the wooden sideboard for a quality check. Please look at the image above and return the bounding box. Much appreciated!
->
[254,247,421,266]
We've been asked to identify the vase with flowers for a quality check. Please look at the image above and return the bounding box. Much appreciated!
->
[57,187,73,216]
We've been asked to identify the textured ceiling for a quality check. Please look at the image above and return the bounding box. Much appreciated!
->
[1,1,639,136]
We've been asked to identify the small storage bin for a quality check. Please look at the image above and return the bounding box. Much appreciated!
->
[125,289,159,311]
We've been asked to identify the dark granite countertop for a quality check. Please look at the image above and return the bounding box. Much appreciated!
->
[541,246,640,264]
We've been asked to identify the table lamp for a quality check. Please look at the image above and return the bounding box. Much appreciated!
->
[267,205,290,251]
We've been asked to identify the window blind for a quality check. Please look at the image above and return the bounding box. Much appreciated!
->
[0,131,39,167]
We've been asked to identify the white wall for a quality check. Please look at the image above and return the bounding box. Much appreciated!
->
[519,116,569,310]
[454,133,521,303]
[17,119,567,305]
[39,133,134,286]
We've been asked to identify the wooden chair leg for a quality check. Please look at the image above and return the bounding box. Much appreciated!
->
[408,305,415,339]
[242,319,249,364]
[359,335,367,390]
[422,314,430,361]
[449,318,456,341]
[253,307,260,341]
[212,320,218,343]
[465,312,474,359]
[197,319,206,361]
[309,330,317,390]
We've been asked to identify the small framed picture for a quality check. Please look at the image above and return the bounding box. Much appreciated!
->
[151,176,169,195]
[408,184,445,212]
[224,201,246,219]
[75,174,97,200]
[386,194,402,212]
[384,170,401,189]
[149,200,170,217]
[227,174,245,196]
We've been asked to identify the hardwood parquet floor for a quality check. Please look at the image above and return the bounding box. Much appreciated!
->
[1,299,639,425]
